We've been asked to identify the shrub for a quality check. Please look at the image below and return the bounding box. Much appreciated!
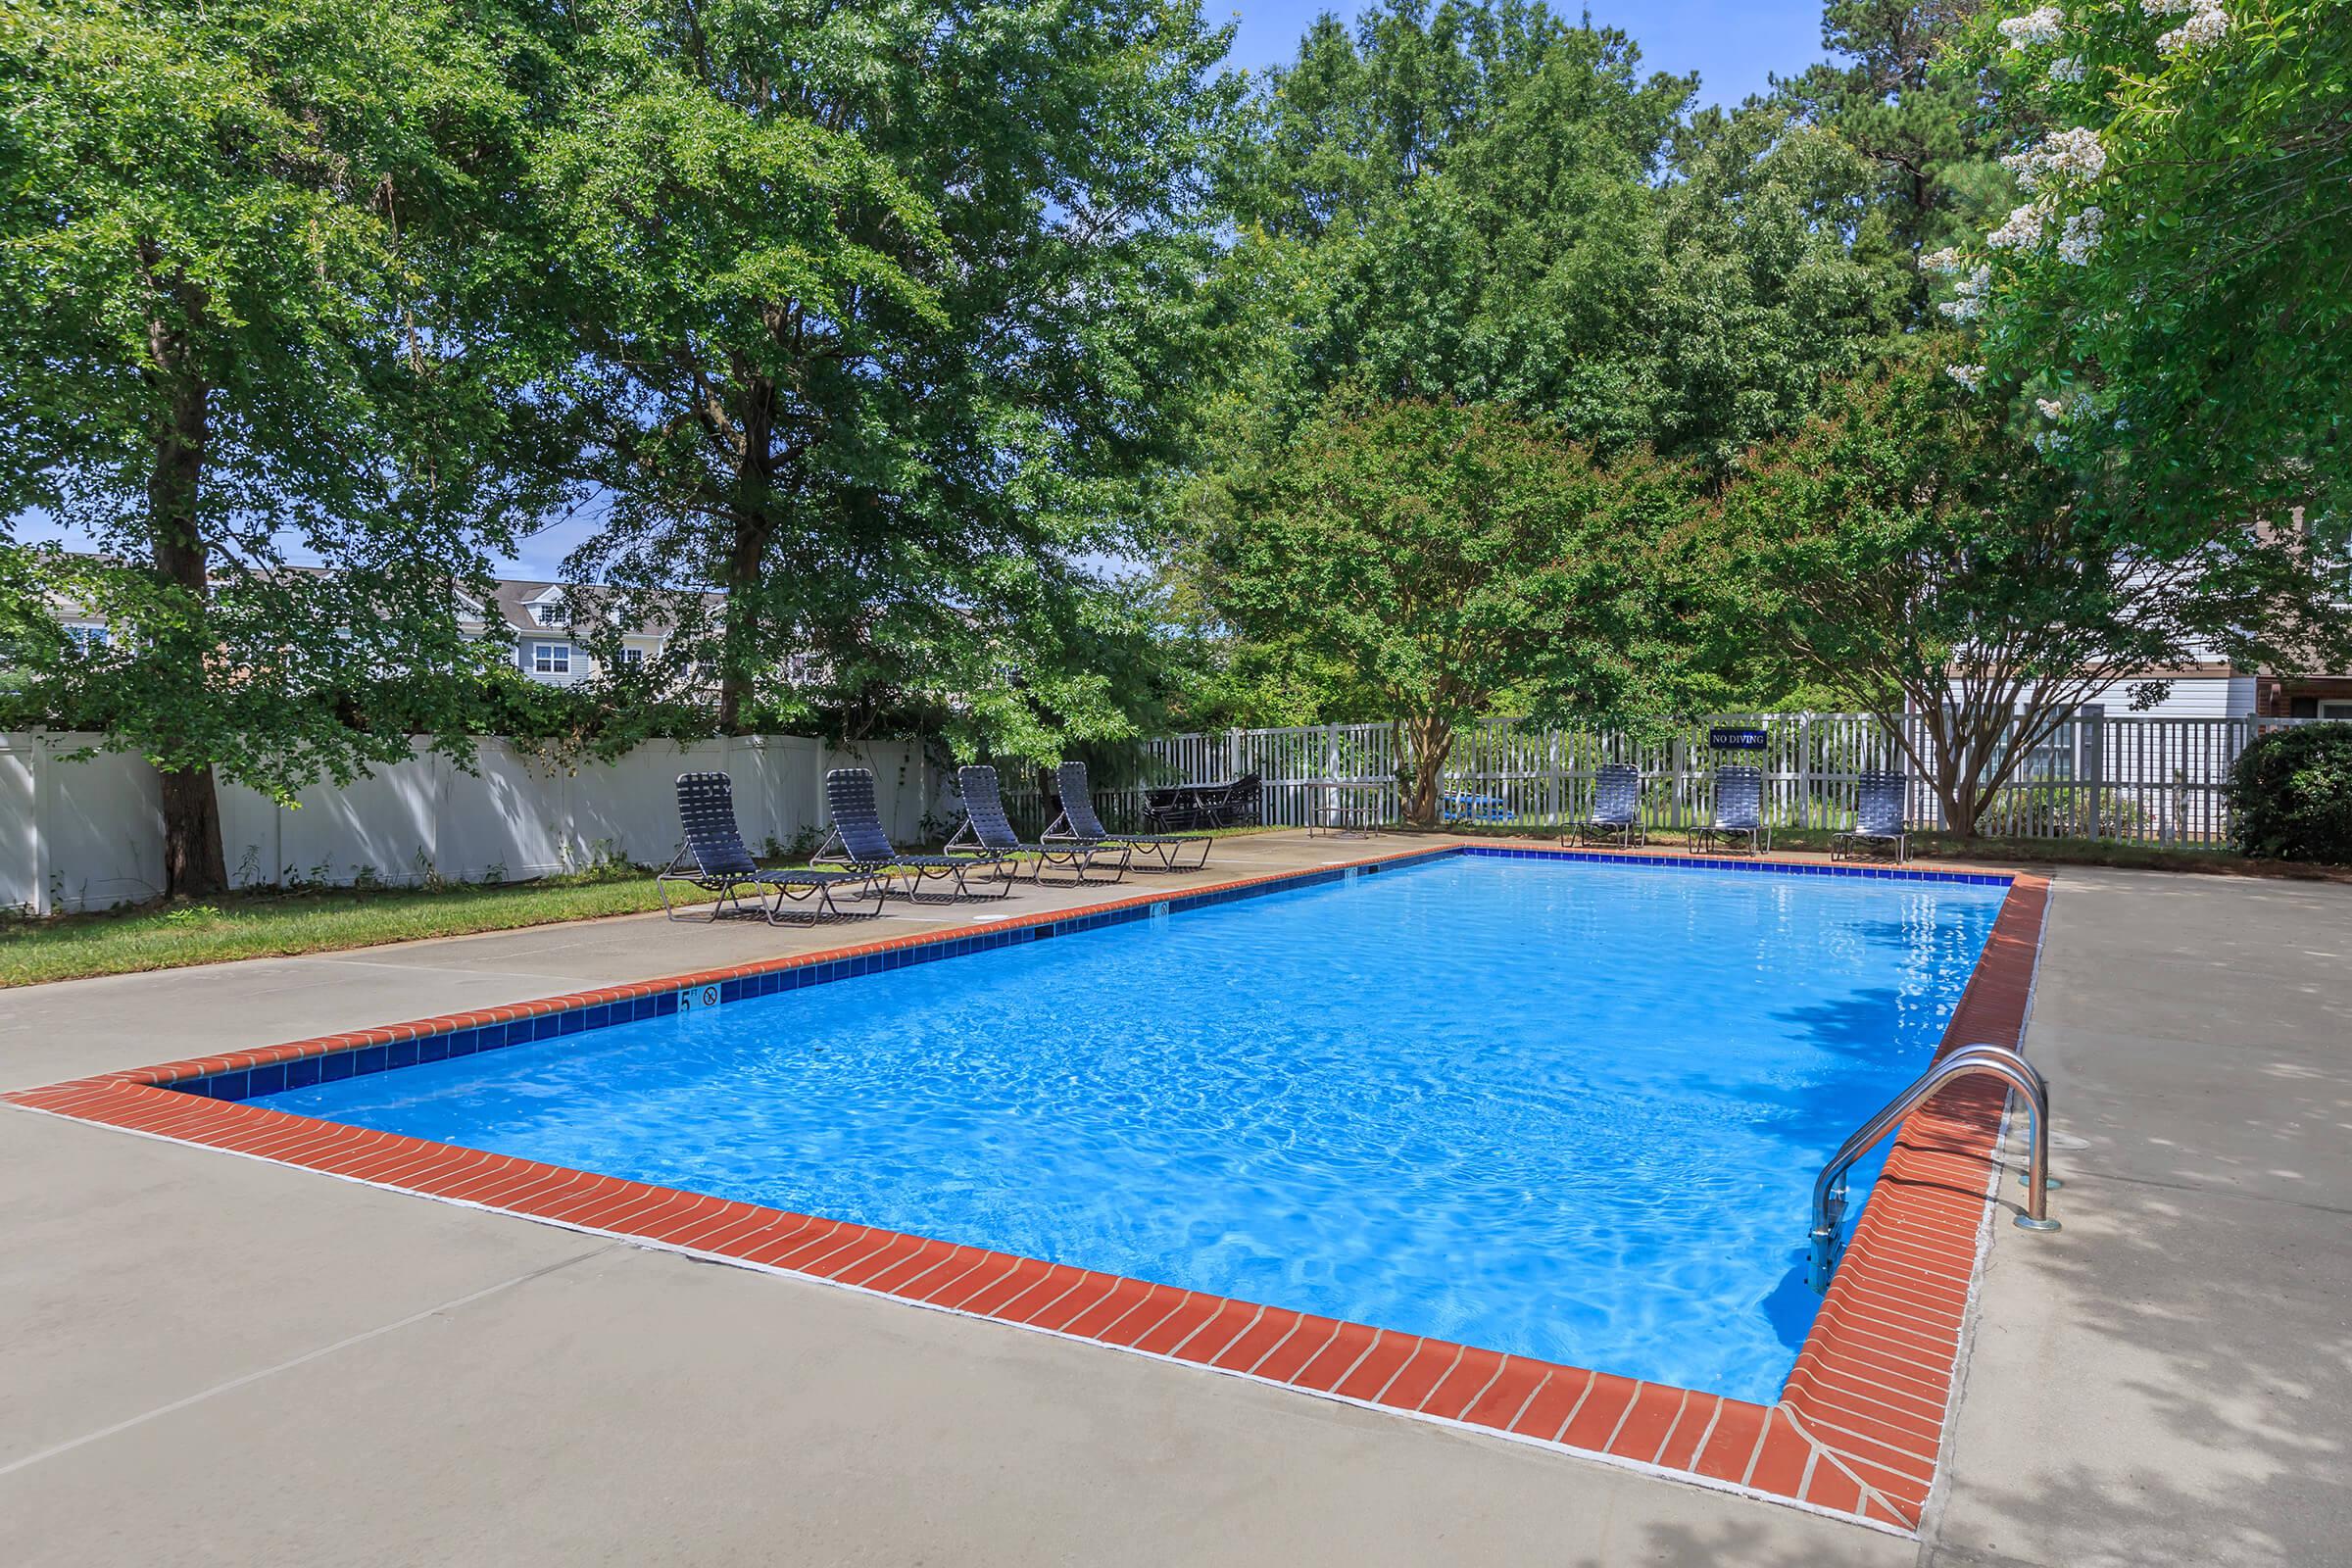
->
[2230,723,2352,864]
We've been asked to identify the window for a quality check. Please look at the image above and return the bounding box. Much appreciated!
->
[617,647,645,667]
[531,642,570,674]
[2320,700,2352,722]
[63,624,110,653]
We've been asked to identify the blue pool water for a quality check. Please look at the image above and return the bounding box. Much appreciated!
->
[255,855,2003,1402]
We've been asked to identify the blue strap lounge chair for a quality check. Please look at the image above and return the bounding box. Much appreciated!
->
[815,766,1013,902]
[948,764,1130,886]
[659,772,890,925]
[1834,769,1909,864]
[1565,762,1645,848]
[1441,790,1518,825]
[1045,760,1212,871]
[1691,763,1769,855]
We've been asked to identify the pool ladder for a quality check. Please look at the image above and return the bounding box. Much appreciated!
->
[1808,1041,2059,1294]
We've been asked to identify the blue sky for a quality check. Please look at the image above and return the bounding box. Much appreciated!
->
[1225,1,1828,108]
[17,2,1831,580]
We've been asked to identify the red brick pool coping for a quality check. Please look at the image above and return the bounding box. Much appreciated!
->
[7,845,2049,1537]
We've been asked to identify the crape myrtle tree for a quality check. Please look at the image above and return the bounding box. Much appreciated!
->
[1938,0,2352,538]
[1202,394,1702,825]
[0,0,558,896]
[537,0,1243,756]
[1723,347,2349,837]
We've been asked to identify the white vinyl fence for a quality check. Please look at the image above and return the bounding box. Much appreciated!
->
[1,731,946,915]
[1092,710,2312,848]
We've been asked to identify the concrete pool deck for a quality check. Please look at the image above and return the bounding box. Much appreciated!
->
[4,834,2347,1565]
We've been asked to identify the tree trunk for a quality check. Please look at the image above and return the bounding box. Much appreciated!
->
[160,766,228,896]
[717,379,779,735]
[143,277,228,898]
[1402,713,1453,826]
[1931,752,1986,840]
[715,510,771,734]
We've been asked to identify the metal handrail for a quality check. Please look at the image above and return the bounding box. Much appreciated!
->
[1807,1041,2058,1293]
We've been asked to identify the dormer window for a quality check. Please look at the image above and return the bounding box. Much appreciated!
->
[524,586,569,627]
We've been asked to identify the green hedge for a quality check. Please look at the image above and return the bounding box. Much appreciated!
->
[2231,723,2352,865]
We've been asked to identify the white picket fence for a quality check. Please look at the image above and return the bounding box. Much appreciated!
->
[1090,710,2311,848]
[1,731,946,915]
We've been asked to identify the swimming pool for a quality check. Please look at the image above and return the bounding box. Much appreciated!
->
[248,852,2002,1404]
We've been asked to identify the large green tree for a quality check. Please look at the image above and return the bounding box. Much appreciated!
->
[1722,346,2348,836]
[1218,0,1891,469]
[533,0,1242,762]
[1771,1,1994,316]
[0,0,554,894]
[1201,395,1699,823]
[1170,0,1902,731]
[1938,0,2352,536]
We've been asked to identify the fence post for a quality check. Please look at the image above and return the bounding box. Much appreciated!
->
[27,731,52,916]
[1324,722,1341,830]
[1796,713,1812,831]
[2080,704,2105,841]
[1548,725,1564,827]
[1227,727,1241,782]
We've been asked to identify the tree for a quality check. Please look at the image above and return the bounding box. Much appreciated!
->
[531,0,1242,757]
[1939,0,2352,536]
[1721,347,2348,837]
[1200,396,1698,824]
[0,0,552,895]
[1771,0,1995,315]
[1205,0,1907,491]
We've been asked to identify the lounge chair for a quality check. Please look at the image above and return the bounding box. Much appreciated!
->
[1834,769,1909,864]
[1045,760,1212,871]
[1442,790,1517,825]
[948,764,1130,886]
[1564,762,1646,848]
[659,771,890,925]
[814,766,1013,902]
[1691,764,1769,855]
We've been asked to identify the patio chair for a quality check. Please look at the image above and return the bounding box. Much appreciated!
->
[814,766,1013,902]
[1690,764,1769,856]
[1564,762,1646,848]
[659,771,890,925]
[1442,790,1518,826]
[948,764,1130,886]
[1045,760,1213,871]
[1209,771,1263,828]
[1834,770,1910,864]
[1143,782,1205,832]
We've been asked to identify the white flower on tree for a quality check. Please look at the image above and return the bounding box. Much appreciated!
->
[2049,55,2086,83]
[2036,397,2068,419]
[1988,202,2049,249]
[1999,6,2066,47]
[2057,206,2105,264]
[1922,246,1968,275]
[1938,266,1993,321]
[2141,0,2196,16]
[2159,5,2230,52]
[2001,126,2107,191]
[1946,364,1989,392]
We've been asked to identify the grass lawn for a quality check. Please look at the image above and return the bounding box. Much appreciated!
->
[0,871,721,989]
[1,825,1298,988]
